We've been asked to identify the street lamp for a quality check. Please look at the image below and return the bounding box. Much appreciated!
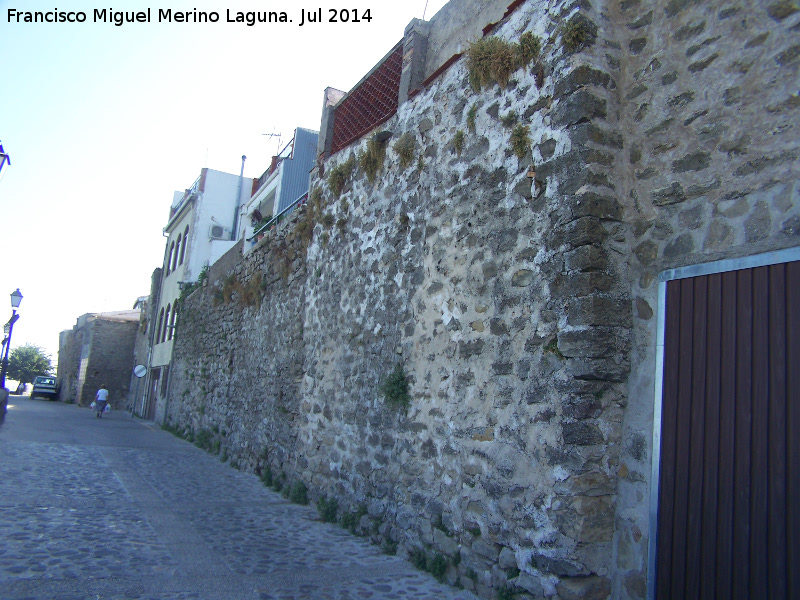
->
[0,142,10,185]
[0,289,23,389]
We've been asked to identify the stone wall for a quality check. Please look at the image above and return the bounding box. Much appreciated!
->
[165,1,799,599]
[57,327,82,404]
[167,217,308,474]
[58,315,139,408]
[79,319,139,407]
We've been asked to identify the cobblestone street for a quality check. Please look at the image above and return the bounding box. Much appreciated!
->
[0,398,479,600]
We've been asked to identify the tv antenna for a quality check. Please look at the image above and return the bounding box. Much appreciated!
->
[262,130,282,155]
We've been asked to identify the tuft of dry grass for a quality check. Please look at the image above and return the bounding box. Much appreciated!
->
[466,32,542,91]
[359,138,386,183]
[562,19,596,53]
[327,155,356,197]
[510,124,531,159]
[467,36,519,90]
[394,133,416,170]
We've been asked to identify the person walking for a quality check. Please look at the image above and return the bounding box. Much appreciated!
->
[94,384,109,418]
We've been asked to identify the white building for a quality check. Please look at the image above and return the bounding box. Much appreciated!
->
[144,166,253,418]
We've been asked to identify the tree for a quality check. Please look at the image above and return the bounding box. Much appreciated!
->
[7,344,53,384]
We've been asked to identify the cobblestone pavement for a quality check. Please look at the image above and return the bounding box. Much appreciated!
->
[0,398,479,600]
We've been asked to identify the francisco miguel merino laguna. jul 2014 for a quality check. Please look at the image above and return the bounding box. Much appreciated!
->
[6,7,373,26]
[6,8,289,25]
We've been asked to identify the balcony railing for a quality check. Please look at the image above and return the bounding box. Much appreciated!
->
[248,191,309,242]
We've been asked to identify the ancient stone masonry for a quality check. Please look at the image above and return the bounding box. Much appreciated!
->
[166,1,799,599]
[58,314,139,408]
[167,232,307,474]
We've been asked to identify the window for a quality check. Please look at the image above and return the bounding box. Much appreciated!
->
[166,242,175,275]
[175,234,182,270]
[162,304,171,343]
[171,238,179,272]
[156,308,164,344]
[179,225,189,265]
[168,305,176,341]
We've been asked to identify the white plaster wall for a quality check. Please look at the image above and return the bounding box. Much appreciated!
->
[185,169,253,281]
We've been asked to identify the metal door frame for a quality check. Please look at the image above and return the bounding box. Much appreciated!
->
[647,246,800,600]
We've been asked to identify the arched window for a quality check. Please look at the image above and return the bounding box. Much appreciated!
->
[175,234,182,269]
[171,237,180,272]
[157,308,164,344]
[179,225,189,265]
[162,304,171,343]
[166,242,175,275]
[168,305,177,341]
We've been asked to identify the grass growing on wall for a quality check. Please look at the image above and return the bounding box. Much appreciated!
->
[394,133,416,169]
[359,138,387,183]
[214,272,264,307]
[240,272,263,307]
[561,18,596,53]
[466,104,478,133]
[501,110,518,128]
[518,31,541,64]
[467,31,542,90]
[327,155,356,197]
[510,124,531,159]
[380,364,410,408]
[468,36,518,89]
[453,130,465,156]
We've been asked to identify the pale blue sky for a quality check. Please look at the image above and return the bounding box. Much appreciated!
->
[0,0,449,364]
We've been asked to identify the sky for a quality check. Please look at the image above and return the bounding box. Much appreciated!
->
[0,0,450,367]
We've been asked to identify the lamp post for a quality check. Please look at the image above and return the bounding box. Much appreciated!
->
[0,289,23,389]
[0,142,10,185]
[1,323,9,361]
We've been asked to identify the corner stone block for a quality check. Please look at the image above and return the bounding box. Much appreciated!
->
[558,327,630,359]
[552,90,608,127]
[555,217,609,250]
[569,496,616,544]
[570,122,624,149]
[537,148,614,195]
[566,296,632,328]
[566,357,631,382]
[553,65,616,98]
[564,245,610,272]
[570,191,623,221]
[552,272,615,298]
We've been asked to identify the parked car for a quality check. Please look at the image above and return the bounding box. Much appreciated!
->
[31,376,58,400]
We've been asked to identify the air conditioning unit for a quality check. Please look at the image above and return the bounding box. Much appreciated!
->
[209,224,232,240]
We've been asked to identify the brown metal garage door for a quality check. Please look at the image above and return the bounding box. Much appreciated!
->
[655,260,799,599]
